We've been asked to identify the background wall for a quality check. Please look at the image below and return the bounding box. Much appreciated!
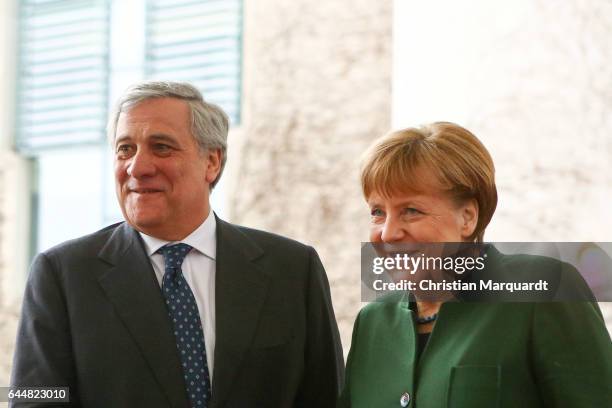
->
[394,0,612,242]
[0,0,26,387]
[228,0,392,349]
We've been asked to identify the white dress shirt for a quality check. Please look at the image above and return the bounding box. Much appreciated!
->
[139,211,217,383]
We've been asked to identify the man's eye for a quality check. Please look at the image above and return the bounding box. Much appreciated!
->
[153,144,172,153]
[116,145,133,155]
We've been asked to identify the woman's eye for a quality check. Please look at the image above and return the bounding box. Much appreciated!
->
[370,208,384,217]
[403,207,422,216]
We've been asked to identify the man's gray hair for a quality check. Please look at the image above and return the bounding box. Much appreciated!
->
[107,80,229,188]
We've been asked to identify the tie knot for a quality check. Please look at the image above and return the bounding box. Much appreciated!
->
[158,243,193,269]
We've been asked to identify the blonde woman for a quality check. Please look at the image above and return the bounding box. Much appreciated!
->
[338,122,612,407]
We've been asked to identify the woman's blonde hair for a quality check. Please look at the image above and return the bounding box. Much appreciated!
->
[360,122,497,242]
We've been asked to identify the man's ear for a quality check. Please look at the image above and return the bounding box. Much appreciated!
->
[460,199,479,240]
[204,149,222,184]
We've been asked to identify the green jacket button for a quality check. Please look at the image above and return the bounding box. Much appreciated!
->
[400,392,410,407]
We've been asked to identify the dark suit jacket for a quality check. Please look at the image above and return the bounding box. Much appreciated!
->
[11,218,344,407]
[338,246,612,407]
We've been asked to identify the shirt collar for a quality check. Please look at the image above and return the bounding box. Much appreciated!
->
[138,210,217,260]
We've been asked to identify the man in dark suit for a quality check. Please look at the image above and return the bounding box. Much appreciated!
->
[10,81,344,407]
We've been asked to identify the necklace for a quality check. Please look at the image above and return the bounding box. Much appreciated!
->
[415,313,438,324]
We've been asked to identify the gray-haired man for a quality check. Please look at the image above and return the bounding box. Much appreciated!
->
[11,81,344,407]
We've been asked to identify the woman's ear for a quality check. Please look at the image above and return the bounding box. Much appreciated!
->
[460,199,479,239]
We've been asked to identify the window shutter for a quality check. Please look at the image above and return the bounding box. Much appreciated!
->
[17,0,110,152]
[146,0,243,125]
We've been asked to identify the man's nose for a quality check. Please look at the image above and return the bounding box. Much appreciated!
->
[380,217,407,243]
[127,150,156,178]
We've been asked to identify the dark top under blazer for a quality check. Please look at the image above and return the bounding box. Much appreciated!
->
[11,217,344,408]
[338,246,612,408]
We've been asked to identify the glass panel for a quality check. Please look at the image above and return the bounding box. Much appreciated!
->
[36,146,106,251]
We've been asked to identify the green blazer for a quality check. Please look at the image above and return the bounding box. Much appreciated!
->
[339,247,612,408]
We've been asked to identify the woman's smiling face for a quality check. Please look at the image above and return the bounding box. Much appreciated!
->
[367,187,478,244]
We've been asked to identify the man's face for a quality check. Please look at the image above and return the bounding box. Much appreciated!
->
[114,97,221,240]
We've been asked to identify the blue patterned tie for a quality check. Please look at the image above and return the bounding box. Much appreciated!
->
[158,243,211,407]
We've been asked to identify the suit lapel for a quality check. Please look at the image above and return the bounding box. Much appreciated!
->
[211,217,269,408]
[97,223,190,408]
